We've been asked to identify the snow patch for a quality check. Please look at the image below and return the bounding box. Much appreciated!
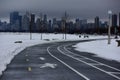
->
[39,57,45,60]
[40,63,57,69]
[74,39,120,62]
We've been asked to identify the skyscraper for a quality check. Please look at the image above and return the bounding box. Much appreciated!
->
[36,18,41,32]
[95,16,99,33]
[43,14,47,23]
[119,13,120,34]
[75,18,80,33]
[80,19,87,25]
[43,14,48,32]
[112,14,117,34]
[21,14,30,32]
[48,20,52,32]
[10,11,19,25]
[0,20,2,26]
[10,11,22,31]
[119,13,120,27]
[112,14,117,27]
[52,18,56,27]
[52,18,57,32]
[30,14,35,32]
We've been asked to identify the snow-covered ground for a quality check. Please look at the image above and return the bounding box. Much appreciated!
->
[0,32,108,76]
[74,38,120,62]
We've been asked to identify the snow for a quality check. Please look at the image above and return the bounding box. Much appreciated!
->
[0,32,109,76]
[40,63,57,69]
[74,38,120,62]
[39,57,46,61]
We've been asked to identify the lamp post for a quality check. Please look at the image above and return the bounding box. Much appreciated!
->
[64,11,69,40]
[29,13,32,40]
[40,13,43,40]
[108,10,112,44]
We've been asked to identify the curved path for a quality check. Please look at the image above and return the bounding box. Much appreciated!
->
[0,40,120,80]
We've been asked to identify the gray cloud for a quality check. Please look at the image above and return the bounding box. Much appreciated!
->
[0,0,120,21]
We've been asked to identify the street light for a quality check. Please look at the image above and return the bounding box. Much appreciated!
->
[40,13,43,40]
[108,10,112,44]
[64,11,69,40]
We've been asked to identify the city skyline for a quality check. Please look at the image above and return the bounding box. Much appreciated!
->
[0,11,120,24]
[1,11,119,34]
[0,0,120,22]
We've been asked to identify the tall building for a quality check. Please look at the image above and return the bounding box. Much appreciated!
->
[36,18,41,32]
[112,14,117,34]
[52,18,58,32]
[68,21,74,33]
[112,14,117,27]
[43,14,47,23]
[43,14,48,32]
[21,14,30,32]
[80,19,87,25]
[119,13,120,27]
[119,13,120,34]
[30,14,35,32]
[95,16,100,33]
[75,18,81,33]
[48,20,52,32]
[79,19,87,33]
[0,20,2,26]
[10,11,19,25]
[10,11,22,31]
[52,18,56,28]
[19,15,22,31]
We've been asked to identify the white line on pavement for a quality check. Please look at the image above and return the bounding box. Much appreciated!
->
[109,72,120,74]
[57,45,120,80]
[64,44,120,72]
[47,46,90,80]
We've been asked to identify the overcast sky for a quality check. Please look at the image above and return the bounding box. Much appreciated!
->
[0,0,120,22]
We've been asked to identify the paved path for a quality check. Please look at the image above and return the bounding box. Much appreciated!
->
[0,40,120,80]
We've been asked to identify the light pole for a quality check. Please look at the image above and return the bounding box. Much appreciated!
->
[64,11,69,40]
[29,13,32,40]
[108,10,112,44]
[40,13,43,40]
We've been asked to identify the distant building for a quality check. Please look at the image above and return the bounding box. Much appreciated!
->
[52,18,59,32]
[68,21,74,33]
[53,18,57,25]
[75,18,80,33]
[80,19,87,25]
[112,14,117,27]
[43,14,47,23]
[21,14,30,32]
[36,18,41,32]
[94,16,100,33]
[0,20,2,26]
[112,14,117,34]
[10,11,22,31]
[119,13,120,27]
[48,20,52,32]
[87,23,95,34]
[10,11,18,25]
[43,14,48,32]
[118,13,120,34]
[57,20,62,32]
[30,14,35,32]
[79,19,87,33]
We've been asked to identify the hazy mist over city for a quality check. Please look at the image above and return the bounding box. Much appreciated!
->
[0,0,120,22]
